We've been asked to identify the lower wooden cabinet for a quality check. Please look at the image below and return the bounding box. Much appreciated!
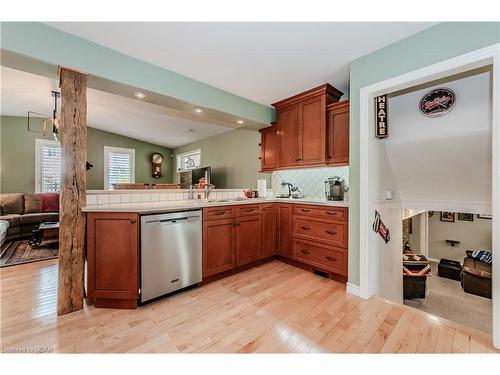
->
[86,212,139,309]
[276,203,293,258]
[202,218,235,277]
[235,215,261,266]
[260,204,276,258]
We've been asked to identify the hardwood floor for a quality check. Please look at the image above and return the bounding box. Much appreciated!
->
[0,259,497,353]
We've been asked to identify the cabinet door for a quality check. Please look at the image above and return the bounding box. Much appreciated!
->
[235,215,261,266]
[260,125,279,171]
[203,218,235,277]
[260,204,276,258]
[87,212,139,302]
[276,203,292,258]
[278,104,300,167]
[300,96,326,165]
[327,101,349,166]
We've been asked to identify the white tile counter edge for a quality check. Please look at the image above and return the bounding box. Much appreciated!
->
[83,197,349,214]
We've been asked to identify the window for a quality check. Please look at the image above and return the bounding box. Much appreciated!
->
[104,146,135,190]
[176,149,201,172]
[35,139,61,193]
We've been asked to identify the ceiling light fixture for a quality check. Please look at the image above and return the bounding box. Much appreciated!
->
[51,91,60,141]
[194,108,203,113]
[185,128,194,133]
[237,119,244,124]
[134,91,146,99]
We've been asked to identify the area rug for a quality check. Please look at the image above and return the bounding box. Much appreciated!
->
[0,239,58,268]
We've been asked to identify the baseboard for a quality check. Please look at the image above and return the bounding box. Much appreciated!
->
[346,282,360,296]
[427,257,440,263]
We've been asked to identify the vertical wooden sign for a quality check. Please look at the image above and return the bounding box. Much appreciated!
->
[57,67,87,316]
[375,95,388,139]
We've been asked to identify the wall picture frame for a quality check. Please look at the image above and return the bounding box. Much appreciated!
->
[478,214,493,219]
[440,212,455,222]
[458,213,474,221]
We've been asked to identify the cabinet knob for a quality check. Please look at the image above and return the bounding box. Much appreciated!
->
[130,219,137,224]
[295,157,302,161]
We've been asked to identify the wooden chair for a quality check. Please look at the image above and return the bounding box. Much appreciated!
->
[112,183,149,190]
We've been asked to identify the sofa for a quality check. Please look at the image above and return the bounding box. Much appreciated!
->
[0,193,59,242]
[462,252,492,299]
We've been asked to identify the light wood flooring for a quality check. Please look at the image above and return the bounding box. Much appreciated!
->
[0,259,497,353]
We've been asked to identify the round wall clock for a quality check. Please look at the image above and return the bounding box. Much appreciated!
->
[151,153,163,178]
[419,87,456,117]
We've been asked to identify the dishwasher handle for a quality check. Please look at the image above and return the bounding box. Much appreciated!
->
[145,215,200,226]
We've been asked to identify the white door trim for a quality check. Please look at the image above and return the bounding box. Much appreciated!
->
[359,43,500,348]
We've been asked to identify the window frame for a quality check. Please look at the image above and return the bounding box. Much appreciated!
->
[35,138,61,193]
[103,146,136,190]
[176,149,202,172]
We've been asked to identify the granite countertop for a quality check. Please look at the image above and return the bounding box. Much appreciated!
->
[82,197,349,214]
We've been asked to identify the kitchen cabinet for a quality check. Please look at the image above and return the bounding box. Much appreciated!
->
[259,124,280,171]
[327,100,349,166]
[86,212,139,309]
[277,104,300,167]
[276,203,292,258]
[235,215,261,266]
[260,204,276,258]
[270,84,343,170]
[203,218,235,277]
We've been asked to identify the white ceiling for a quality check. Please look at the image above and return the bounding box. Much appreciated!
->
[46,22,436,105]
[0,66,237,148]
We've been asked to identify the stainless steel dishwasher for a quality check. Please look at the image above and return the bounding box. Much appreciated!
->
[140,210,202,303]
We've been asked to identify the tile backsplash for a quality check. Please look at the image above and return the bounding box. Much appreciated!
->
[272,166,349,199]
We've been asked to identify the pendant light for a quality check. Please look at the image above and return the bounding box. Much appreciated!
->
[51,91,61,141]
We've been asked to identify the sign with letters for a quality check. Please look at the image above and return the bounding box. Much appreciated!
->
[375,95,388,139]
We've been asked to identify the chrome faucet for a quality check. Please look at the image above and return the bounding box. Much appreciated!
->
[203,170,214,201]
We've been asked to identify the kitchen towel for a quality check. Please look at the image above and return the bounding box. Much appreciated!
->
[257,179,267,198]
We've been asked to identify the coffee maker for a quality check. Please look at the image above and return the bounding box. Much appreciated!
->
[325,176,345,201]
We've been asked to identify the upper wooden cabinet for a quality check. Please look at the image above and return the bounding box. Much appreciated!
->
[260,84,346,171]
[327,100,349,166]
[259,123,280,171]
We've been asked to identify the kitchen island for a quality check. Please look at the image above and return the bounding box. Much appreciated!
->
[83,197,349,309]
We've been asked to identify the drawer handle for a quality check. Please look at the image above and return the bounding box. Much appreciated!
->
[325,230,337,235]
[295,157,302,161]
[301,249,311,255]
[301,226,311,231]
[326,256,337,262]
[300,209,311,213]
[130,219,137,224]
[245,208,254,212]
[326,211,338,216]
[215,211,225,216]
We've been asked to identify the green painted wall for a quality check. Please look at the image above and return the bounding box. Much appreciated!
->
[348,22,500,285]
[172,128,271,189]
[0,22,274,124]
[0,116,172,192]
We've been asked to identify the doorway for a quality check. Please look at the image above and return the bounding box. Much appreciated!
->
[358,44,500,348]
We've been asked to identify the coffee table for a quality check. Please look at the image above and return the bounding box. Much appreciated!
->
[28,222,59,247]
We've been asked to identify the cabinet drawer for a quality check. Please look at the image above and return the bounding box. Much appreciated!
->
[293,204,347,221]
[293,239,347,276]
[203,207,235,221]
[293,217,347,247]
[236,205,261,216]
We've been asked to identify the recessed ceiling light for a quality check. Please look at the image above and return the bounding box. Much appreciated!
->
[237,119,244,124]
[194,108,203,113]
[134,92,146,99]
[185,128,194,133]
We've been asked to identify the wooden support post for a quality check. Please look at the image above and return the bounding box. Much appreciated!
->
[57,67,87,316]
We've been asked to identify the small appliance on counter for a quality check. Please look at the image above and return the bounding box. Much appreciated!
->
[325,176,345,201]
